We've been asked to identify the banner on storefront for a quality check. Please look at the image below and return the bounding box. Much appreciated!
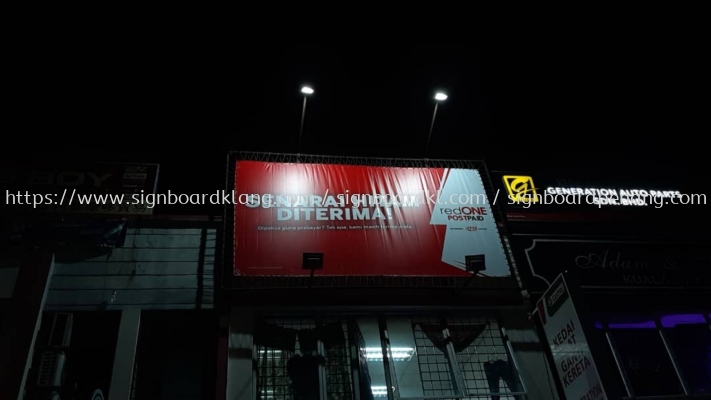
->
[537,273,607,400]
[233,160,510,276]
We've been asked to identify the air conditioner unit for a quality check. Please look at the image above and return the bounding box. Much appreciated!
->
[37,350,66,388]
[36,313,73,388]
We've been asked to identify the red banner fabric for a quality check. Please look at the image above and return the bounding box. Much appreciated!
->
[234,161,510,277]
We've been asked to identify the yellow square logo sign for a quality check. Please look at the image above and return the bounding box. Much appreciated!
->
[502,175,539,203]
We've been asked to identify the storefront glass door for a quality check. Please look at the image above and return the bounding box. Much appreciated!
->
[594,312,711,398]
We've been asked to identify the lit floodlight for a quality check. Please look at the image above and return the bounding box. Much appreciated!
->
[301,86,314,94]
[435,92,447,101]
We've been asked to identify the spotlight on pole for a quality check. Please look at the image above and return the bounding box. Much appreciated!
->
[426,91,448,154]
[298,86,314,149]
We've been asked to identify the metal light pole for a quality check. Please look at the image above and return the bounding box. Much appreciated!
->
[298,86,314,149]
[426,92,448,153]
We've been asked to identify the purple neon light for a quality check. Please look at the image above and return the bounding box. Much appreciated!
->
[660,313,707,328]
[594,313,707,329]
[609,321,657,329]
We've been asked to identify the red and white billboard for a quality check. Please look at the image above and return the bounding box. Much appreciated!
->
[233,161,510,277]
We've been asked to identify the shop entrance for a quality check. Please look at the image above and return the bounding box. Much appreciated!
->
[253,314,528,400]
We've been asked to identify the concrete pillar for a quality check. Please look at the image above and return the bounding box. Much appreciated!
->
[216,313,229,400]
[0,252,54,400]
[108,309,141,400]
[499,309,560,400]
[226,307,255,400]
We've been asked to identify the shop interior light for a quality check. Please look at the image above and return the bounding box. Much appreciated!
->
[371,386,394,397]
[260,347,415,361]
[263,379,393,397]
[364,347,415,361]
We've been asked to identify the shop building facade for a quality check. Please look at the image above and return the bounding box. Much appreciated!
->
[493,170,711,399]
[0,157,636,400]
[2,217,220,400]
[221,153,559,400]
[1,162,219,400]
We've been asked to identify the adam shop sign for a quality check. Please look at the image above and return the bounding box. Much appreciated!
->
[519,237,711,292]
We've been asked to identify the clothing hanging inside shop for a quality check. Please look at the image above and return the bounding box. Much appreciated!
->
[254,322,345,400]
[287,353,323,400]
[483,359,517,400]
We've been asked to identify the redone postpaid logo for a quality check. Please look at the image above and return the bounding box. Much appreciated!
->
[439,206,487,221]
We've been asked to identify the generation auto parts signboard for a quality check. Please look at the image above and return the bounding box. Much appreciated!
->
[491,171,690,222]
[233,160,510,276]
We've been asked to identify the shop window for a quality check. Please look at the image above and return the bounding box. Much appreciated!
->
[448,317,520,398]
[382,317,450,398]
[254,318,353,400]
[253,316,525,400]
[606,316,684,397]
[353,318,388,400]
[592,321,628,397]
[383,316,523,399]
[660,313,711,395]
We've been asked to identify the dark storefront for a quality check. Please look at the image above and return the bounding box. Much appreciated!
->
[221,153,560,400]
[1,161,219,400]
[493,170,711,399]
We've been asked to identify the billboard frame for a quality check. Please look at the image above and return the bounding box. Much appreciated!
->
[222,151,521,294]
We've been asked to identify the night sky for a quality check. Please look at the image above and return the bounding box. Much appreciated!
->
[4,42,705,203]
